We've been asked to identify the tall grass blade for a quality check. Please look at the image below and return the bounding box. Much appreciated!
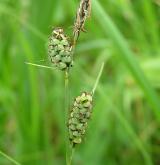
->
[92,0,160,121]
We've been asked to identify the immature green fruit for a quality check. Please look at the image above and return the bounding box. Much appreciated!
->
[68,92,93,145]
[48,28,73,70]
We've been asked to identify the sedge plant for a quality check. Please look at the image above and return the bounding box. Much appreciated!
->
[1,0,160,164]
[25,0,105,164]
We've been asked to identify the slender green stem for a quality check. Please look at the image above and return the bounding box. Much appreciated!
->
[64,69,72,165]
[92,62,104,96]
[0,151,21,165]
[69,147,75,165]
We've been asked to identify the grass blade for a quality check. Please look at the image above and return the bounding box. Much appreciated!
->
[25,62,54,70]
[92,62,104,95]
[0,151,21,165]
[92,0,160,121]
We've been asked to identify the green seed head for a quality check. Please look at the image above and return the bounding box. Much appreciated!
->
[68,92,93,145]
[48,27,73,71]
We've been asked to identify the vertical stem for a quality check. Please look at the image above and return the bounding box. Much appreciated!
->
[69,147,75,165]
[65,69,75,165]
[64,69,72,165]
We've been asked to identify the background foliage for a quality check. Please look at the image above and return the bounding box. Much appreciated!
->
[0,0,160,164]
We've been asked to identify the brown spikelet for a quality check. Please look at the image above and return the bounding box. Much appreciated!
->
[73,0,91,45]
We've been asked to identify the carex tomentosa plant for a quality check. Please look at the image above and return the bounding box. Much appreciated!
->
[26,1,104,165]
[47,1,104,165]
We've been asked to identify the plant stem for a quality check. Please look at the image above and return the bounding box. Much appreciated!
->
[69,146,75,165]
[92,62,104,96]
[64,69,72,165]
[0,151,21,165]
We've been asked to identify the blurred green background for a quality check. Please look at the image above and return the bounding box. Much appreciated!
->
[0,0,160,164]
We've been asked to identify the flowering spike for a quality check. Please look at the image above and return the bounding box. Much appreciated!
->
[48,28,73,70]
[68,92,93,145]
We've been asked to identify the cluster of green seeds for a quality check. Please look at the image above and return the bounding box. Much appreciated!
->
[48,28,73,70]
[68,92,93,145]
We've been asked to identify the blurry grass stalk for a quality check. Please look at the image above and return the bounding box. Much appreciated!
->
[0,151,21,165]
[0,4,46,41]
[92,0,160,121]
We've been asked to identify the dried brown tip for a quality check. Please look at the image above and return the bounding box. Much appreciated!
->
[73,0,91,45]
